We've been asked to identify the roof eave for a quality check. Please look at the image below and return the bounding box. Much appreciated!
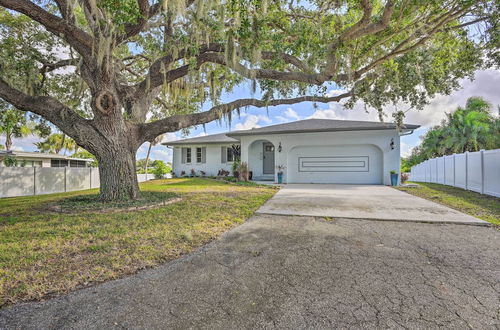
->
[226,125,420,137]
[162,140,240,146]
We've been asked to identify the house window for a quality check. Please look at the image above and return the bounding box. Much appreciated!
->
[227,148,235,162]
[70,160,87,167]
[51,159,68,167]
[181,147,192,163]
[196,147,202,163]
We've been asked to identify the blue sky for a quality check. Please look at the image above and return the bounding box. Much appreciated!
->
[7,69,500,162]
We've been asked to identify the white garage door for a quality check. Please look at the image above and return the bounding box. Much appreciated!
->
[287,145,383,184]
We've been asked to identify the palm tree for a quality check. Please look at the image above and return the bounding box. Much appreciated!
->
[444,104,492,153]
[409,97,498,166]
[35,133,79,154]
[0,109,33,151]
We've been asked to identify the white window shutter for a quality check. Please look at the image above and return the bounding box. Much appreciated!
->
[202,147,207,163]
[221,146,227,163]
[181,148,186,164]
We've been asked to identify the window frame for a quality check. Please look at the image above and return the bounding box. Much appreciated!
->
[227,148,235,162]
[185,147,192,163]
[196,147,203,163]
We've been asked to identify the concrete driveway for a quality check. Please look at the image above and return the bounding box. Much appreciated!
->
[257,184,488,225]
[1,215,499,329]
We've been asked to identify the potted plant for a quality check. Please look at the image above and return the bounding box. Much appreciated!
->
[276,165,285,184]
[390,170,398,186]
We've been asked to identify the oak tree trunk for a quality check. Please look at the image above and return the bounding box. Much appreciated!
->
[96,144,139,201]
[87,90,142,202]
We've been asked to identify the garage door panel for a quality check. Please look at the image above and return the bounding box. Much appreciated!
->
[288,145,382,184]
[299,156,369,172]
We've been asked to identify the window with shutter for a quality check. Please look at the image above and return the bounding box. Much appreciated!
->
[181,148,186,164]
[201,147,206,163]
[221,146,227,163]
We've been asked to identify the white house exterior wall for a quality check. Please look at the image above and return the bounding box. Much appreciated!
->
[239,130,401,185]
[171,143,235,177]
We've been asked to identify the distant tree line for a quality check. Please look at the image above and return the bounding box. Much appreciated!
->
[402,97,500,172]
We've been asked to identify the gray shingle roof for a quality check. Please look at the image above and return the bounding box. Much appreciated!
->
[226,119,420,136]
[163,133,239,146]
[163,119,420,145]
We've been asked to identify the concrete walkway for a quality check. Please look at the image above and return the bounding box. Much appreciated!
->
[1,215,499,329]
[257,184,488,225]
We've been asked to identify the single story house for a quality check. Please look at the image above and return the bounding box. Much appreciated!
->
[0,150,93,168]
[164,119,419,185]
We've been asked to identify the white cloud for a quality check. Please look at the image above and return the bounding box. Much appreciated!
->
[234,115,261,130]
[284,108,301,120]
[276,107,301,122]
[326,88,348,97]
[310,69,500,129]
[233,114,271,130]
[161,132,179,142]
[151,149,172,162]
[8,135,41,152]
[400,141,412,158]
[258,114,273,124]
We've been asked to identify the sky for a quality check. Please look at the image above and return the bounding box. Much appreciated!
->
[6,68,500,163]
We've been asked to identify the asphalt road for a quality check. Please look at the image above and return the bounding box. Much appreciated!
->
[1,215,499,329]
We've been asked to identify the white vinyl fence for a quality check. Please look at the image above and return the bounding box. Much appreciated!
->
[409,149,500,197]
[0,168,153,198]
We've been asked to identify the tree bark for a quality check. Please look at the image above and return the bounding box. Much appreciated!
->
[96,144,139,201]
[5,133,12,151]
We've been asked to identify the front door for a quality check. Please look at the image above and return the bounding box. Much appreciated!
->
[263,142,275,174]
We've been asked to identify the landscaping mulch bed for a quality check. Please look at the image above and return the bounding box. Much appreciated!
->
[46,191,179,214]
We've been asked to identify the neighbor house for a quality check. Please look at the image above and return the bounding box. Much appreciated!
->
[164,119,419,185]
[0,151,93,168]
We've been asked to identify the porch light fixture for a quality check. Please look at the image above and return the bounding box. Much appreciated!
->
[278,142,282,153]
[390,138,395,150]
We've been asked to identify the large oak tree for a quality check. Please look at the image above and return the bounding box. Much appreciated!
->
[0,0,497,200]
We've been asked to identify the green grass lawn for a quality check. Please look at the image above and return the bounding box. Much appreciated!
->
[0,178,277,307]
[396,182,500,225]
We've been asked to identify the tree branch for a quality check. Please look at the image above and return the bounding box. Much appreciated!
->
[0,0,93,56]
[354,7,468,79]
[0,77,92,143]
[345,0,395,41]
[140,92,352,141]
[41,58,79,73]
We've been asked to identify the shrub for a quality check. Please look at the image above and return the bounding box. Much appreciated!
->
[238,162,249,181]
[401,173,409,183]
[180,170,186,176]
[190,168,196,177]
[2,154,18,167]
[152,161,170,179]
[217,169,230,176]
[231,160,240,178]
[199,170,206,177]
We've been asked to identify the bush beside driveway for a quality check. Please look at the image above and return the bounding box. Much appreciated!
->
[0,178,276,307]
